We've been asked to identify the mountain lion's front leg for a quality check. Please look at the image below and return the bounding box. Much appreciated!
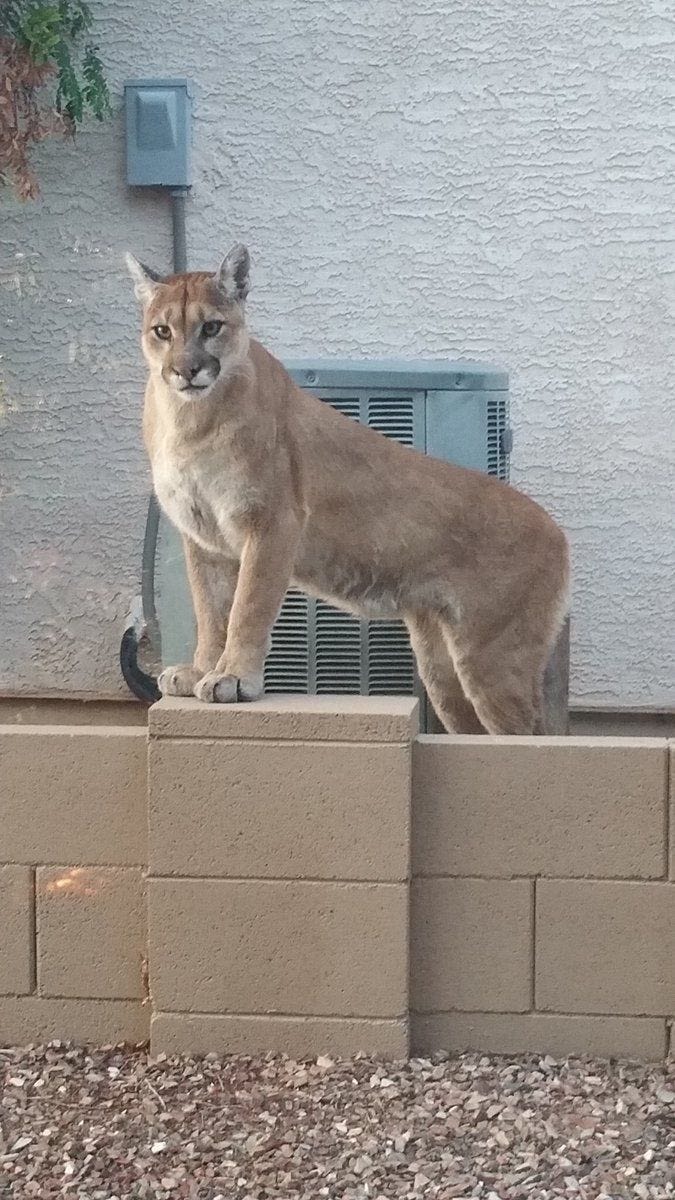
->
[194,517,300,704]
[158,538,238,697]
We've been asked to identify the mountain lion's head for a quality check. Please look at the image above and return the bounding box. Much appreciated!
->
[126,244,250,398]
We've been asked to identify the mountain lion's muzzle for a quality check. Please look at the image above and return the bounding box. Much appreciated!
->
[164,353,221,394]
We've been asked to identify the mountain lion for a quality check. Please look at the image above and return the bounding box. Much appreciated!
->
[127,246,569,734]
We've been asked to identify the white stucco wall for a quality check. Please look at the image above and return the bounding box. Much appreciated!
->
[1,0,673,707]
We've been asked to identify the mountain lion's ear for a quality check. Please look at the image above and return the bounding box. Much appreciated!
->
[125,253,163,303]
[215,244,250,302]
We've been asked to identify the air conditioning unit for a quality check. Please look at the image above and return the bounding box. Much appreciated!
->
[145,360,512,731]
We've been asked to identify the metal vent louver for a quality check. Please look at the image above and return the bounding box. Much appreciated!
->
[367,619,415,695]
[487,396,508,480]
[325,396,361,422]
[367,396,415,444]
[263,589,309,693]
[315,600,362,693]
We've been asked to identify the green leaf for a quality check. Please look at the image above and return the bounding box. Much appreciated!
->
[82,42,110,119]
[18,5,62,63]
[54,39,84,122]
[59,0,93,39]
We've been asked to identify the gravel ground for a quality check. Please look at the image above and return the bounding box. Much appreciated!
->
[1,1044,674,1199]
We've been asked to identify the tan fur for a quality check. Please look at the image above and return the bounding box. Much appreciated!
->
[127,247,570,734]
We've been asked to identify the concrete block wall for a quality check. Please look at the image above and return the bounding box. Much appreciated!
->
[1,708,673,1060]
[147,696,416,1058]
[0,727,149,1045]
[412,735,673,1060]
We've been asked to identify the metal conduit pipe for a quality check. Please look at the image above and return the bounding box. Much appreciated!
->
[119,188,190,703]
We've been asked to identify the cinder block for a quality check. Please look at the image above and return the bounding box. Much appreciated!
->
[148,879,407,1018]
[149,695,418,743]
[0,727,147,865]
[413,736,668,879]
[412,1012,667,1061]
[149,738,409,880]
[536,880,675,1015]
[0,865,33,996]
[151,1012,408,1059]
[37,867,146,1000]
[0,699,147,727]
[411,878,532,1013]
[0,997,148,1047]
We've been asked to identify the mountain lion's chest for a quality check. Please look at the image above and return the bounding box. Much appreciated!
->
[151,444,252,557]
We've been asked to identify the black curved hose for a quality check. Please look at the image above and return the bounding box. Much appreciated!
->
[141,492,161,653]
[119,624,160,704]
[119,492,162,703]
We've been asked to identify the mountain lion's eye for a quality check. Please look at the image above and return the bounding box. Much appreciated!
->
[153,325,171,341]
[202,320,224,338]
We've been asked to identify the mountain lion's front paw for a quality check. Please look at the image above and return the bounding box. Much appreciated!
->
[158,664,203,697]
[193,671,264,704]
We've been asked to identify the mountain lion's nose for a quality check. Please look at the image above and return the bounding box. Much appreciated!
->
[172,363,200,382]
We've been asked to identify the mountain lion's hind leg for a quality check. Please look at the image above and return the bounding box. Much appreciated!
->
[405,611,484,734]
[444,621,548,736]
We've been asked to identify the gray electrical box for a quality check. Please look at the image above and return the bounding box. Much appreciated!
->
[124,78,192,187]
